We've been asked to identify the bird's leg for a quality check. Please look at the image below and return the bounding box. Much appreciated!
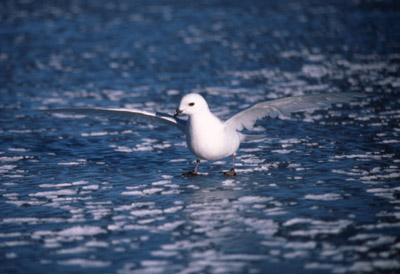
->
[183,159,200,176]
[221,154,237,176]
[193,158,200,174]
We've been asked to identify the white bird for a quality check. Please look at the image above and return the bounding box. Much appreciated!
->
[47,92,364,176]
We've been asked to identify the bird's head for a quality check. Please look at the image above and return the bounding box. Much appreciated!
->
[174,93,209,117]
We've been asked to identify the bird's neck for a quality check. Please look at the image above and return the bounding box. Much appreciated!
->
[188,110,222,129]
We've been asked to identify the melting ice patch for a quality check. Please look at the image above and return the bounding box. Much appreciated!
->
[58,259,111,268]
[238,196,273,203]
[304,193,343,201]
[366,187,400,200]
[0,165,17,173]
[283,218,352,237]
[0,156,24,162]
[29,189,78,198]
[58,226,106,237]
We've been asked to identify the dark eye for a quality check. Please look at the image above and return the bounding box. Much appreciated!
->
[189,102,195,106]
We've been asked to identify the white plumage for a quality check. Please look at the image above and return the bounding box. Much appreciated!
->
[47,92,364,176]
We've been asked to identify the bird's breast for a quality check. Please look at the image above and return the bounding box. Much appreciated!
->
[185,115,240,161]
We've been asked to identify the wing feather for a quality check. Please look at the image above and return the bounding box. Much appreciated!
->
[225,93,366,131]
[45,107,186,132]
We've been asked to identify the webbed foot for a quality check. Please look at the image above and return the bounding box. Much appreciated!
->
[220,168,237,177]
[182,171,198,176]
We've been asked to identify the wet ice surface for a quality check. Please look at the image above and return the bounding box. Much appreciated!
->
[1,0,400,273]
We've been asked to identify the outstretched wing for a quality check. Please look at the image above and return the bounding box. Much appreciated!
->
[225,93,365,131]
[45,107,186,132]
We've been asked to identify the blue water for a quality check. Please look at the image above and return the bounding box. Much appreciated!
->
[1,0,400,273]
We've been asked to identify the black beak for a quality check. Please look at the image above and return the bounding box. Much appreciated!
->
[174,109,183,117]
